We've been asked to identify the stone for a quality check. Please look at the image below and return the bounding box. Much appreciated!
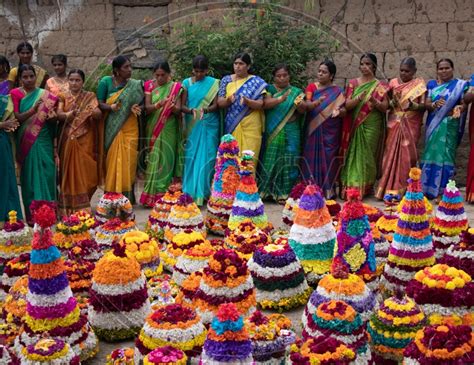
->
[370,0,416,24]
[319,0,348,23]
[114,5,168,30]
[112,0,171,5]
[447,22,474,51]
[347,23,395,52]
[404,52,437,81]
[452,0,474,22]
[415,0,455,23]
[394,23,448,52]
[340,0,377,24]
[61,4,115,30]
[167,0,197,23]
[133,47,148,59]
[330,51,361,80]
[119,39,142,54]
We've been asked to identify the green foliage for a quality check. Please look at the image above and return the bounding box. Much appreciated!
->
[84,63,152,93]
[159,2,339,88]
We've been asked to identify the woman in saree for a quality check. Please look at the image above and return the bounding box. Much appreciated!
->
[46,54,69,97]
[181,55,219,206]
[302,60,345,199]
[375,57,426,200]
[97,55,143,204]
[0,56,23,223]
[259,63,305,202]
[217,52,267,165]
[139,60,182,207]
[11,65,58,223]
[57,69,102,215]
[340,53,388,198]
[421,58,468,200]
[465,74,474,203]
[8,42,48,89]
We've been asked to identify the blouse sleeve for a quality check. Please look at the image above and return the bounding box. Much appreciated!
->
[7,68,17,83]
[305,83,316,100]
[96,77,109,102]
[218,75,230,98]
[9,89,22,113]
[144,80,154,94]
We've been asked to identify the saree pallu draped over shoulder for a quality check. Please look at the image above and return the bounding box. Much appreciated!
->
[340,79,388,198]
[140,80,182,207]
[259,84,305,200]
[375,78,426,199]
[58,91,99,215]
[182,76,220,206]
[302,83,345,199]
[12,87,58,222]
[421,78,468,199]
[466,75,474,203]
[99,78,143,203]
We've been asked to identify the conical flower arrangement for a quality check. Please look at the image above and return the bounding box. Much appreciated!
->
[121,231,162,278]
[53,213,92,252]
[95,192,134,224]
[382,168,435,294]
[332,188,376,277]
[440,228,474,276]
[376,194,401,244]
[172,241,215,286]
[201,303,253,364]
[162,229,208,271]
[288,184,336,284]
[281,181,307,230]
[227,151,271,233]
[14,203,98,361]
[19,338,80,364]
[431,180,468,260]
[206,134,241,235]
[225,221,271,261]
[0,210,31,273]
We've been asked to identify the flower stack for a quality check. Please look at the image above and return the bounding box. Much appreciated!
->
[106,348,134,365]
[281,181,307,230]
[306,261,376,322]
[201,303,253,364]
[245,311,294,364]
[289,184,336,284]
[121,231,162,278]
[205,134,240,235]
[228,150,271,233]
[288,337,356,365]
[64,249,95,296]
[146,186,182,241]
[95,192,134,224]
[333,188,376,278]
[382,167,435,294]
[406,264,473,326]
[144,346,187,365]
[193,248,256,324]
[94,217,136,252]
[0,345,18,364]
[15,203,98,361]
[164,193,206,243]
[172,241,215,286]
[3,275,28,325]
[70,238,101,262]
[53,213,92,252]
[162,230,207,271]
[134,303,206,363]
[376,193,401,244]
[176,272,202,306]
[363,203,383,224]
[326,199,342,222]
[431,180,468,260]
[247,237,311,311]
[19,338,80,365]
[0,253,29,302]
[302,300,372,363]
[403,324,474,364]
[89,243,150,341]
[225,221,271,261]
[367,293,425,364]
[440,228,474,276]
[0,210,31,274]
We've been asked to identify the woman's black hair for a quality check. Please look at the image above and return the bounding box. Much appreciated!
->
[153,59,171,73]
[0,56,10,75]
[68,68,85,82]
[436,58,454,69]
[112,55,130,75]
[400,57,417,70]
[319,59,337,81]
[272,63,289,76]
[360,52,378,73]
[51,54,67,66]
[18,64,36,78]
[16,41,33,54]
[192,55,209,70]
[233,52,252,65]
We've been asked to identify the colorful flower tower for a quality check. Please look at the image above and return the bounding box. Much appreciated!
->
[440,228,474,276]
[227,150,271,233]
[162,230,207,271]
[106,348,135,365]
[19,338,80,364]
[172,241,215,286]
[431,180,468,260]
[206,134,241,235]
[281,181,307,230]
[53,213,92,252]
[95,192,134,224]
[0,211,31,273]
[288,184,336,284]
[3,275,28,325]
[248,237,311,311]
[121,231,162,278]
[367,293,425,364]
[94,217,136,251]
[193,249,256,324]
[88,244,150,341]
[225,221,271,260]
[164,193,206,243]
[201,303,253,364]
[403,324,474,364]
[15,203,98,361]
[134,303,206,363]
[0,253,29,301]
[146,186,182,241]
[289,337,356,365]
[302,300,372,363]
[382,167,435,294]
[333,188,376,277]
[144,347,187,365]
[376,194,400,244]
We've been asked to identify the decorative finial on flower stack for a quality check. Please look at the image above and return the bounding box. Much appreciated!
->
[7,211,17,225]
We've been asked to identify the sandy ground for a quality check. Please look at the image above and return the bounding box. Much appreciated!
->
[82,185,474,364]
